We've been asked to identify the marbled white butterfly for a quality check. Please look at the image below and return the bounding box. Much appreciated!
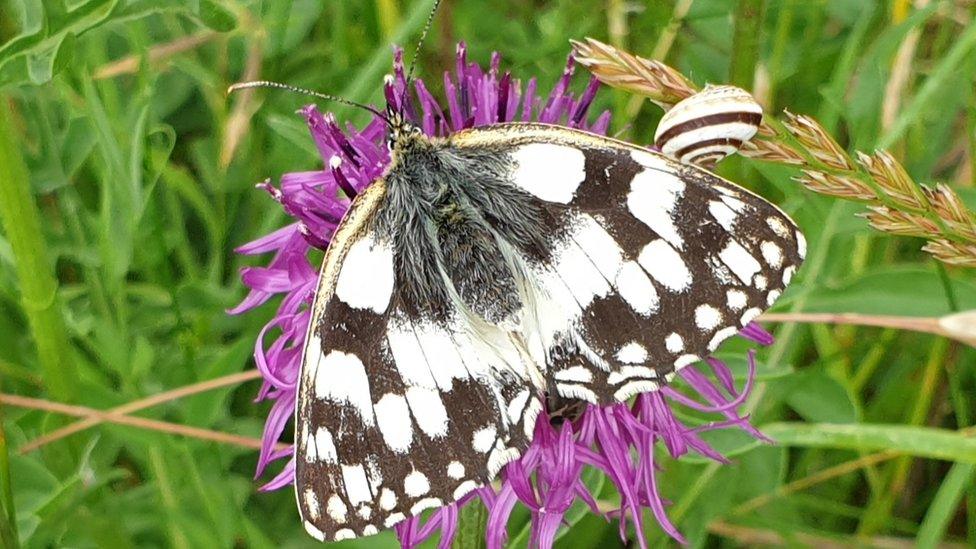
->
[287,70,805,541]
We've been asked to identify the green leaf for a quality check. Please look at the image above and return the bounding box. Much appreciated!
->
[916,463,975,548]
[761,423,976,463]
[0,0,118,88]
[197,0,237,32]
[783,370,858,424]
[803,266,976,316]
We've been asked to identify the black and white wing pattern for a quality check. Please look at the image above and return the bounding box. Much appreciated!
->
[295,181,542,542]
[452,123,804,405]
[295,120,804,542]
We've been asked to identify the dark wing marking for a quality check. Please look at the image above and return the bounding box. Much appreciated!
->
[294,180,542,542]
[450,123,804,404]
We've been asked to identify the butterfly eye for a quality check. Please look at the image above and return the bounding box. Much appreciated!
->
[653,85,763,168]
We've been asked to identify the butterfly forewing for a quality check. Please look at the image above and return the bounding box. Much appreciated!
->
[452,123,804,404]
[296,122,804,542]
[295,180,542,542]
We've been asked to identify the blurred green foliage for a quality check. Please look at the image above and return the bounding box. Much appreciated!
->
[0,0,975,547]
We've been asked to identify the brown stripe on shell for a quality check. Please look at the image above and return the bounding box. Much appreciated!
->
[654,111,762,149]
[675,137,744,160]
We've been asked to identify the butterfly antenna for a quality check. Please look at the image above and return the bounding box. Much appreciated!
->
[394,0,443,119]
[406,0,443,84]
[228,80,391,125]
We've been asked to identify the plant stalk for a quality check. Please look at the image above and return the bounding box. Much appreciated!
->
[0,99,77,402]
[729,0,765,89]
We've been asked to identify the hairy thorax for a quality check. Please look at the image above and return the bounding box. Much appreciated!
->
[374,133,548,327]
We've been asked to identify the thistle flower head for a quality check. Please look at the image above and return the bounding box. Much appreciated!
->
[232,43,768,548]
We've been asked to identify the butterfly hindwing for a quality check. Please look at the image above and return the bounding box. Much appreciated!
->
[295,180,542,542]
[452,123,804,404]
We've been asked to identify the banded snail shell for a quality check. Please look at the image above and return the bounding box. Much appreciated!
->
[654,84,762,167]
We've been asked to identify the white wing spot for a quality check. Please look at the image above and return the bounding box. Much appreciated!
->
[454,480,480,500]
[404,471,430,497]
[665,333,684,353]
[487,447,522,477]
[386,321,437,389]
[761,241,784,268]
[379,488,397,511]
[447,461,465,480]
[362,525,378,537]
[630,149,673,170]
[335,234,394,313]
[314,427,338,464]
[783,265,796,285]
[524,399,543,438]
[719,241,762,285]
[572,214,625,279]
[412,322,471,390]
[410,498,443,515]
[304,489,321,520]
[384,512,406,527]
[608,365,656,385]
[326,494,348,523]
[616,342,649,364]
[555,383,598,403]
[472,426,497,453]
[639,239,693,292]
[304,521,326,541]
[357,505,372,520]
[553,239,612,308]
[405,386,449,438]
[628,171,686,250]
[708,326,739,351]
[674,354,699,369]
[721,194,748,213]
[334,528,356,541]
[709,200,738,231]
[374,393,413,453]
[315,351,374,427]
[615,260,660,315]
[506,390,530,423]
[554,365,593,383]
[510,143,586,203]
[342,464,372,506]
[740,307,762,325]
[796,231,807,258]
[726,289,748,310]
[753,274,768,290]
[766,289,782,306]
[767,216,789,237]
[695,304,722,331]
[613,380,660,401]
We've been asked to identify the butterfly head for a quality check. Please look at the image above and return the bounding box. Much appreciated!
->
[384,104,426,152]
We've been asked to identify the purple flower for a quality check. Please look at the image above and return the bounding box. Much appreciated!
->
[232,43,769,547]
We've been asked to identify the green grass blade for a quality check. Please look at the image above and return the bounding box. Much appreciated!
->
[879,21,976,148]
[0,98,77,402]
[916,463,975,548]
[762,423,976,463]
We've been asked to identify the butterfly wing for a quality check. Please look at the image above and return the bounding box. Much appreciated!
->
[451,123,804,404]
[295,180,542,542]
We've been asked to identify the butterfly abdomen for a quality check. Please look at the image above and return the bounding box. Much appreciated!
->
[434,200,522,325]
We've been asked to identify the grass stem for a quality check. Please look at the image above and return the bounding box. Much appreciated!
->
[0,99,77,402]
[729,0,765,89]
[0,388,18,549]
